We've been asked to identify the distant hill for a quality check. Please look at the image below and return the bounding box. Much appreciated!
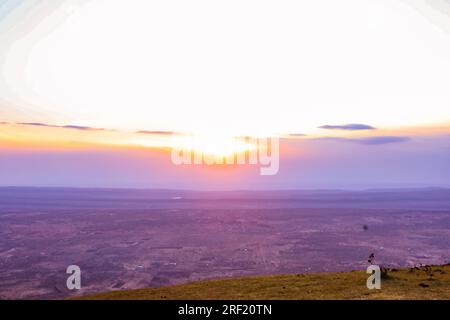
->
[75,264,450,300]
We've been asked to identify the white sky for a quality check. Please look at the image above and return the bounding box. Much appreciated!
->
[1,0,450,136]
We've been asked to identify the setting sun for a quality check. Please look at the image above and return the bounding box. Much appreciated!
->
[171,134,257,158]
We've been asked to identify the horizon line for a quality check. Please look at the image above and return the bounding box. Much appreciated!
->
[1,185,449,193]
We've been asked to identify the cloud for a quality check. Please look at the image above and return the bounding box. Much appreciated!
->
[317,136,411,145]
[18,122,57,128]
[357,136,411,145]
[281,133,307,139]
[287,133,307,137]
[61,125,104,131]
[136,130,175,135]
[17,122,107,131]
[15,122,177,135]
[319,124,376,131]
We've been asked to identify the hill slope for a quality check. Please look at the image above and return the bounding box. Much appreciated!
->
[76,264,450,300]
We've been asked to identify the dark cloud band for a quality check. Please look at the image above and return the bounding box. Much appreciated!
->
[317,136,410,145]
[319,124,376,131]
[17,122,106,131]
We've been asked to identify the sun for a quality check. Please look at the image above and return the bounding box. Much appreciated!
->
[172,134,257,158]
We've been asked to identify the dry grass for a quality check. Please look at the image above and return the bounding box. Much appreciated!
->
[75,264,450,300]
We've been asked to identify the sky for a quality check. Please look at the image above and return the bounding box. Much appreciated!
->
[0,0,450,189]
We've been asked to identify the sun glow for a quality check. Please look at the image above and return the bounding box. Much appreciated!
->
[171,134,257,158]
[2,0,450,136]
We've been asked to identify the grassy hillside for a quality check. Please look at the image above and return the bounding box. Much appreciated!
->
[76,264,450,300]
